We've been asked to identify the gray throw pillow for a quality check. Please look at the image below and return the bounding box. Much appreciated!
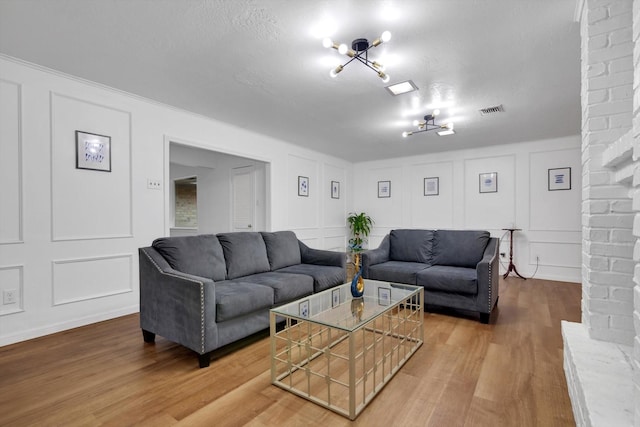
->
[389,229,434,263]
[217,232,271,279]
[152,234,227,281]
[260,231,301,270]
[432,230,490,268]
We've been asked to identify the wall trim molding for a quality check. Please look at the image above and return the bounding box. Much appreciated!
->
[49,91,133,242]
[51,253,133,306]
[0,79,24,245]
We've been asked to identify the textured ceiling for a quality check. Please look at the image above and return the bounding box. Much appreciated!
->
[0,0,581,162]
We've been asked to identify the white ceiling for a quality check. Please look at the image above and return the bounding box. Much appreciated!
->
[0,0,581,162]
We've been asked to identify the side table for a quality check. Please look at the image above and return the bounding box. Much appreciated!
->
[502,228,526,280]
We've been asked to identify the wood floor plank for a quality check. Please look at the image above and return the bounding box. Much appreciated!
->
[0,278,580,426]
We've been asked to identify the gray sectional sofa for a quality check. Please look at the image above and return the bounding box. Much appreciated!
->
[361,229,499,323]
[139,231,346,367]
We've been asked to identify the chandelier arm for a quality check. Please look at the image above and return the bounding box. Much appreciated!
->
[352,56,381,73]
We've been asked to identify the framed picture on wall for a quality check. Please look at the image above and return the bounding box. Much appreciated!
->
[424,177,439,196]
[548,167,571,191]
[331,181,340,199]
[378,180,391,198]
[75,130,111,172]
[479,172,498,193]
[298,176,309,196]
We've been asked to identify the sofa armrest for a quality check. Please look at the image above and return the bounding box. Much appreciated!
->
[298,241,346,268]
[139,247,217,355]
[361,235,391,277]
[475,237,500,315]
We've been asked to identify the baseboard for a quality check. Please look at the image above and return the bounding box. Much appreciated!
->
[0,305,139,347]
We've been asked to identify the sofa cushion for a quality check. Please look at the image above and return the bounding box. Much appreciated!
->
[260,231,302,270]
[237,271,313,304]
[432,230,490,268]
[277,264,346,293]
[389,229,434,264]
[215,281,274,322]
[152,234,227,281]
[417,265,478,295]
[217,232,271,279]
[365,261,430,285]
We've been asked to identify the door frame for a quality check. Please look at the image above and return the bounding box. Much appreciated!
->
[163,135,272,236]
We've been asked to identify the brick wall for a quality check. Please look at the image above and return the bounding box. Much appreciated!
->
[581,0,634,347]
[175,183,197,227]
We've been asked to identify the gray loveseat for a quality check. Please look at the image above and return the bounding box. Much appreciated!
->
[361,229,499,323]
[139,231,346,367]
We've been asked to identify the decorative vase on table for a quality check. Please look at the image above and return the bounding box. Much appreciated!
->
[350,252,365,298]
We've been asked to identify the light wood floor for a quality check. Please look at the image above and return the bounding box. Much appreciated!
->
[0,278,581,426]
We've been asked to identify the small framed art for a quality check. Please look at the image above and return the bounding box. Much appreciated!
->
[424,177,439,196]
[76,130,111,172]
[331,181,340,199]
[479,172,498,193]
[378,287,391,306]
[548,167,571,191]
[298,176,309,197]
[332,288,340,308]
[299,299,309,318]
[378,180,391,198]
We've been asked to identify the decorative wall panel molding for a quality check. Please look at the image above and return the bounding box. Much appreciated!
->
[529,149,581,232]
[50,93,133,241]
[52,254,133,306]
[463,155,516,230]
[0,79,23,244]
[323,162,347,228]
[410,161,454,229]
[0,265,24,316]
[288,154,319,229]
[529,241,581,268]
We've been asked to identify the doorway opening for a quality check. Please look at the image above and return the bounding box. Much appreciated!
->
[167,139,270,236]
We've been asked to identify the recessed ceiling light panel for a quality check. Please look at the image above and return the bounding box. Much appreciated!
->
[385,80,418,96]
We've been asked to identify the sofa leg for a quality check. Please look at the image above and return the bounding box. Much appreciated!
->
[479,313,490,324]
[198,352,211,368]
[142,329,156,343]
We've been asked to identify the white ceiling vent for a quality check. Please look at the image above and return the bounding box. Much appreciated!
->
[479,104,505,116]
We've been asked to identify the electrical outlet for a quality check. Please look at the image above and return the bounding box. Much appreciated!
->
[3,289,17,305]
[147,179,162,190]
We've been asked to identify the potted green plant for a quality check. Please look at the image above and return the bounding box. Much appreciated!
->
[347,212,373,252]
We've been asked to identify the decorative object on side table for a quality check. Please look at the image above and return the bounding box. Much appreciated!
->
[347,212,373,252]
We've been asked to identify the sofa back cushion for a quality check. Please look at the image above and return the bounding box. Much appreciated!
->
[389,229,434,264]
[433,230,490,268]
[152,234,227,281]
[217,232,271,279]
[260,231,301,270]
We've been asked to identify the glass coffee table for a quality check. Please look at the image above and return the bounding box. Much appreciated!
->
[270,279,423,420]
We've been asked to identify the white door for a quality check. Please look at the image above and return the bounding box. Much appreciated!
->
[232,166,255,231]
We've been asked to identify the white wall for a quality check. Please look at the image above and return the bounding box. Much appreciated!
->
[0,56,351,346]
[353,135,582,283]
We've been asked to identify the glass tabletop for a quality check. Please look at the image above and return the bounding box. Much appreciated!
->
[270,279,421,332]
